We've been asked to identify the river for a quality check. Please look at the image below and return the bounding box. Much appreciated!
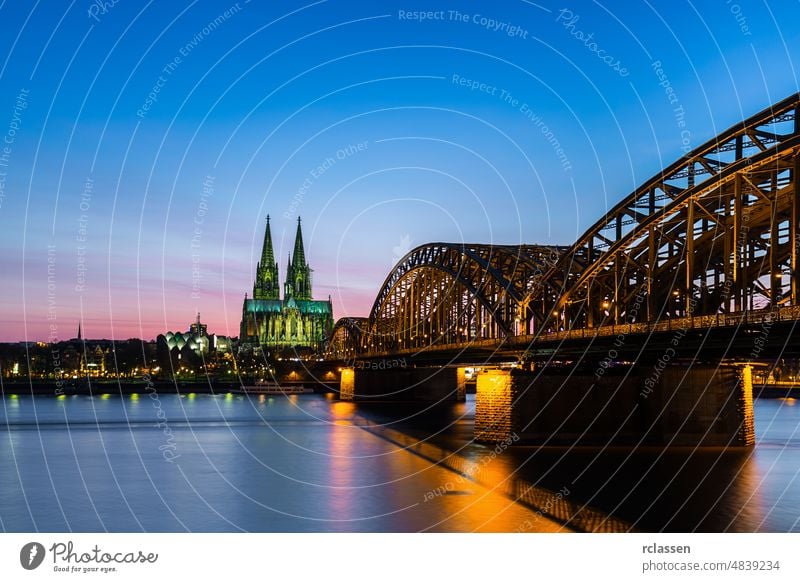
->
[1,393,797,532]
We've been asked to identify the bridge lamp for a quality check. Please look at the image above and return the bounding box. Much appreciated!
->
[601,301,610,310]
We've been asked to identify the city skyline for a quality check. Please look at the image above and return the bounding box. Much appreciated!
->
[3,0,800,554]
[1,1,798,341]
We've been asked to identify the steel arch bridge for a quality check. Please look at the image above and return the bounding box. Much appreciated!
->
[536,92,800,335]
[326,317,369,360]
[327,93,800,358]
[362,244,569,353]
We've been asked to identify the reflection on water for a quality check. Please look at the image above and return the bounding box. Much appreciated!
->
[0,393,553,532]
[338,396,800,532]
[0,393,798,532]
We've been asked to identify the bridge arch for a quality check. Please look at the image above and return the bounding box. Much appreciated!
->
[325,317,369,360]
[344,94,800,358]
[529,92,800,332]
[366,243,566,352]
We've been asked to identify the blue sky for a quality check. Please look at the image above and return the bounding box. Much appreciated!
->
[0,0,798,340]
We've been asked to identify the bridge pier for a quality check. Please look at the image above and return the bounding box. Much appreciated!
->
[474,364,754,447]
[340,367,355,401]
[338,365,465,402]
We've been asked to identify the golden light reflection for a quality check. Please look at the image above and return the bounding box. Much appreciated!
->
[327,404,357,520]
[330,401,356,427]
[727,450,766,529]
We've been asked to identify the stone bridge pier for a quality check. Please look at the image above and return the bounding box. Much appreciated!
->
[339,365,467,402]
[474,365,755,447]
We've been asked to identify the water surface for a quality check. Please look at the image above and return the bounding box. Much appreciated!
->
[1,393,798,532]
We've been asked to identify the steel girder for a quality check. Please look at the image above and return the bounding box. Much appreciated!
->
[531,93,800,332]
[325,317,368,359]
[365,243,566,352]
[339,94,800,357]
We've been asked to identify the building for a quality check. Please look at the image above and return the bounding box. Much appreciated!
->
[239,216,333,353]
[159,313,232,356]
[156,313,235,377]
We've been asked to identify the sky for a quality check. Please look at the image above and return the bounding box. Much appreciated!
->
[0,0,798,341]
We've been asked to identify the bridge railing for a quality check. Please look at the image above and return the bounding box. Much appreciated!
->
[358,304,800,359]
[538,304,799,345]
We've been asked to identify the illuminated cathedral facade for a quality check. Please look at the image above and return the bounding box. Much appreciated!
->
[239,216,333,352]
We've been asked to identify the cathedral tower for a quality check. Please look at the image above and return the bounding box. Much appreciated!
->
[253,215,280,300]
[285,217,313,300]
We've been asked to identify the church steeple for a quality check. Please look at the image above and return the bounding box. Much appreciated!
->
[284,216,312,300]
[260,215,276,267]
[253,215,280,300]
[292,216,306,268]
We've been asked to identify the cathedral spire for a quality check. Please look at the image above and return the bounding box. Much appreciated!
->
[260,215,275,267]
[286,216,312,300]
[253,215,280,300]
[292,216,306,267]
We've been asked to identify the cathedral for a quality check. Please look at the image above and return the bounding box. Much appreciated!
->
[239,216,333,352]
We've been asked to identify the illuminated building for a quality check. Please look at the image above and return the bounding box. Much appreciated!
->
[159,313,232,356]
[239,216,333,352]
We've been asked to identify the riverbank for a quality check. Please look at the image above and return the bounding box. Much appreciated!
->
[0,380,338,395]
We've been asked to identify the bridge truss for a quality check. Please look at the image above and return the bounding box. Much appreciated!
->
[538,92,800,333]
[327,93,800,357]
